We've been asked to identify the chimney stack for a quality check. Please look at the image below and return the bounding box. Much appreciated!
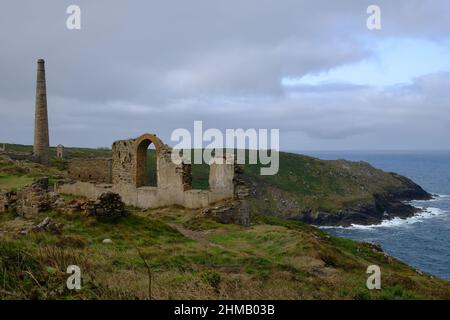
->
[33,59,50,165]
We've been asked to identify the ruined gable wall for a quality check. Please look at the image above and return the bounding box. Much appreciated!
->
[56,145,65,159]
[60,134,236,210]
[112,139,136,185]
[157,145,191,191]
[68,158,112,183]
[209,155,236,202]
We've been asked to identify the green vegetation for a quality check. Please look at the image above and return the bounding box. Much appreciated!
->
[0,208,448,300]
[148,149,414,212]
[2,143,112,160]
[0,175,34,189]
[244,151,411,212]
[1,143,449,299]
[0,151,66,189]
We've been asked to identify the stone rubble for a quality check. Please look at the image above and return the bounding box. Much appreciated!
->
[32,217,64,234]
[16,177,53,218]
[85,192,128,219]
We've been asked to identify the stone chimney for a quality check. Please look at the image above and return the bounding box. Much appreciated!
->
[33,59,50,165]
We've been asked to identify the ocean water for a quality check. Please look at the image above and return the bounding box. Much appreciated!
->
[301,151,450,281]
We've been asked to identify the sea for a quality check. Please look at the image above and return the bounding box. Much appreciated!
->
[301,150,450,281]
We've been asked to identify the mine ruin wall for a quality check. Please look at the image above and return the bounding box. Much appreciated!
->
[61,134,238,210]
[57,181,228,209]
[68,158,112,183]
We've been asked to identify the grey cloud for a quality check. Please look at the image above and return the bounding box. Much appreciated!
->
[0,0,449,150]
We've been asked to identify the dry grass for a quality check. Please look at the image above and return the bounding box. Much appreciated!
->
[1,205,449,300]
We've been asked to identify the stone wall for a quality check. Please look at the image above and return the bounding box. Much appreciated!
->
[16,178,51,218]
[68,158,112,183]
[58,181,113,200]
[209,154,235,203]
[112,138,135,185]
[0,177,62,219]
[0,150,37,162]
[61,133,238,210]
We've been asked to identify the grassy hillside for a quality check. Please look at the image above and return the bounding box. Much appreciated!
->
[0,143,449,299]
[0,154,65,190]
[0,205,449,299]
[0,143,429,217]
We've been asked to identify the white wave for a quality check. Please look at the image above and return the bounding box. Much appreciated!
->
[433,194,450,200]
[320,207,448,231]
[409,194,450,205]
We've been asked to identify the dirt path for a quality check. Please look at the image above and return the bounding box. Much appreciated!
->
[168,223,224,248]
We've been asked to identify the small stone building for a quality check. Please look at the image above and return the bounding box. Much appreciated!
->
[56,144,66,159]
[58,133,238,209]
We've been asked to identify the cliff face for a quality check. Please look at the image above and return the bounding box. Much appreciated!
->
[245,153,432,226]
[298,174,431,226]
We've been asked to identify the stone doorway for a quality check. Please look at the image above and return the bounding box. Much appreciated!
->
[134,134,163,188]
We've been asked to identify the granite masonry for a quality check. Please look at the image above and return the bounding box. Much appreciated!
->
[33,59,50,165]
[58,133,238,209]
[68,158,112,183]
[56,144,66,159]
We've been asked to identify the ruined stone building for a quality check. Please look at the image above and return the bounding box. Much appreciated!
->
[56,144,66,159]
[1,60,247,223]
[33,59,50,165]
[59,133,238,209]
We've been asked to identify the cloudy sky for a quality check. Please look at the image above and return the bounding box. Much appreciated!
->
[1,0,450,151]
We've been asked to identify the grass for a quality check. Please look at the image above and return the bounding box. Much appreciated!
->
[0,175,34,189]
[0,150,66,191]
[1,143,449,299]
[1,206,449,300]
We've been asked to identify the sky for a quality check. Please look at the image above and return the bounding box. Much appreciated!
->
[0,0,450,151]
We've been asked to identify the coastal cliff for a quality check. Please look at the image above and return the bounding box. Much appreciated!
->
[245,153,432,226]
[1,144,449,299]
[0,143,433,226]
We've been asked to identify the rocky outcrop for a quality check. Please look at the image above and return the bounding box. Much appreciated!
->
[293,174,431,226]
